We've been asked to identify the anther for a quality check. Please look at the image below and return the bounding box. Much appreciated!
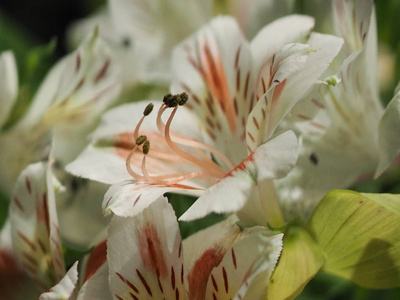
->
[178,92,188,106]
[136,135,147,145]
[143,140,150,155]
[143,103,154,116]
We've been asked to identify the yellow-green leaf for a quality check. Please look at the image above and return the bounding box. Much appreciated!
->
[308,190,400,289]
[266,227,325,300]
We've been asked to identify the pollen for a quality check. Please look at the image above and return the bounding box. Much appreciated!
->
[143,140,150,155]
[136,135,147,145]
[143,103,154,116]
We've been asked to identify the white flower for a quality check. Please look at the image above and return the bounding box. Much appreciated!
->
[68,16,342,226]
[274,0,400,221]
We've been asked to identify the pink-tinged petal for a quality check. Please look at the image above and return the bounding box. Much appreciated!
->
[19,29,121,129]
[0,51,18,128]
[102,180,203,217]
[10,161,65,289]
[183,216,242,300]
[180,131,298,221]
[107,197,185,299]
[39,262,79,300]
[77,263,112,300]
[172,16,253,164]
[247,33,343,151]
[232,232,283,300]
[376,90,400,176]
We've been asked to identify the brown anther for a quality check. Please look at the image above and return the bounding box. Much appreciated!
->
[143,103,154,116]
[136,135,147,145]
[143,140,150,155]
[178,92,188,106]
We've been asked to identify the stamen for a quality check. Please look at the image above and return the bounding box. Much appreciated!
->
[156,94,235,170]
[125,135,150,181]
[136,135,147,145]
[143,140,150,155]
[134,103,154,140]
[164,106,226,177]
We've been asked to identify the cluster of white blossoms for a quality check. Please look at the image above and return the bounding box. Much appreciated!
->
[1,0,400,299]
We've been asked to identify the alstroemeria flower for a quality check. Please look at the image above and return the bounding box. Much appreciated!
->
[0,30,121,197]
[68,15,342,226]
[65,197,283,300]
[0,160,74,299]
[274,0,400,221]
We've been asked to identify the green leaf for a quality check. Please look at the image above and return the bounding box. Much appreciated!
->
[266,227,325,300]
[308,190,400,289]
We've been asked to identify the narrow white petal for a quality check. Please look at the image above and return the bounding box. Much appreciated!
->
[39,262,79,300]
[0,51,18,127]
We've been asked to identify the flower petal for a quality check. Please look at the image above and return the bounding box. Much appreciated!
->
[107,197,185,299]
[0,51,18,128]
[108,0,212,83]
[246,32,343,151]
[77,263,112,300]
[20,29,121,128]
[39,262,79,300]
[180,131,298,221]
[251,14,314,75]
[10,161,65,289]
[103,180,203,217]
[172,16,253,164]
[211,230,283,300]
[183,216,242,300]
[376,90,400,176]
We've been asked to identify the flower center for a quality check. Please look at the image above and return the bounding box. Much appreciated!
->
[125,93,235,187]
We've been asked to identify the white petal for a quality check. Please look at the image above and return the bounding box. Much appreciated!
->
[251,14,314,74]
[180,131,298,221]
[20,30,121,128]
[172,16,253,164]
[10,161,65,288]
[107,197,185,299]
[103,180,203,217]
[109,0,212,83]
[247,33,343,151]
[333,0,373,53]
[376,91,400,176]
[39,262,79,300]
[233,232,283,299]
[0,51,18,128]
[77,263,112,300]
